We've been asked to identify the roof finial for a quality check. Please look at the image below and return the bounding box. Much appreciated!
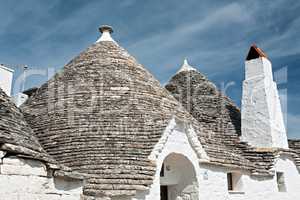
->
[176,58,197,74]
[183,58,189,65]
[96,25,115,43]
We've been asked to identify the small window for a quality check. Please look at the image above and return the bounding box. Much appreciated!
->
[160,163,165,177]
[227,172,243,192]
[276,172,287,192]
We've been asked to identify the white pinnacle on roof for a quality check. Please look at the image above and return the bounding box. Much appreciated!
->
[176,58,197,74]
[96,25,116,43]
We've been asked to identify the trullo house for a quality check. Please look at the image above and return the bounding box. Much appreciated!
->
[0,25,300,200]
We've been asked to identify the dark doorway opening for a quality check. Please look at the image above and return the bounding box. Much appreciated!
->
[160,185,168,200]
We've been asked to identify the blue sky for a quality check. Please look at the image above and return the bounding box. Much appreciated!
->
[0,0,299,138]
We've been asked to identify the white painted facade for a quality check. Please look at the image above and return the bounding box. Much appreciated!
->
[135,118,204,200]
[241,57,288,148]
[0,153,83,200]
[0,64,14,96]
[130,119,300,200]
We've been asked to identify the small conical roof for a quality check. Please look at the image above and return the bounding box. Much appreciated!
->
[0,88,52,162]
[167,65,239,134]
[166,64,244,144]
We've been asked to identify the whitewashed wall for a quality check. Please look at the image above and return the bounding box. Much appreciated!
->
[197,156,300,200]
[133,119,204,200]
[0,154,83,200]
[131,119,300,200]
[0,65,13,96]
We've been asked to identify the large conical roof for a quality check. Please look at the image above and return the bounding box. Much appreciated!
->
[22,31,203,197]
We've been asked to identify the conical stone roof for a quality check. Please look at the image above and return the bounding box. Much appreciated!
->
[22,31,209,197]
[166,65,241,138]
[0,88,53,162]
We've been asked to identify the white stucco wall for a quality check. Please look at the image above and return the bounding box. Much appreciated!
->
[133,118,203,200]
[0,155,83,200]
[130,119,300,200]
[174,154,300,200]
[197,157,300,200]
[241,57,288,148]
[0,65,14,96]
[232,156,300,200]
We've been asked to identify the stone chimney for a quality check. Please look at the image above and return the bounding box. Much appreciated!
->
[241,45,288,148]
[0,64,14,96]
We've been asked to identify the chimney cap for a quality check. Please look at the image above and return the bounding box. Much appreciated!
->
[99,25,113,34]
[246,44,268,61]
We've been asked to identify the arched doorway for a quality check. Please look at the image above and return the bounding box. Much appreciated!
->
[160,153,198,200]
